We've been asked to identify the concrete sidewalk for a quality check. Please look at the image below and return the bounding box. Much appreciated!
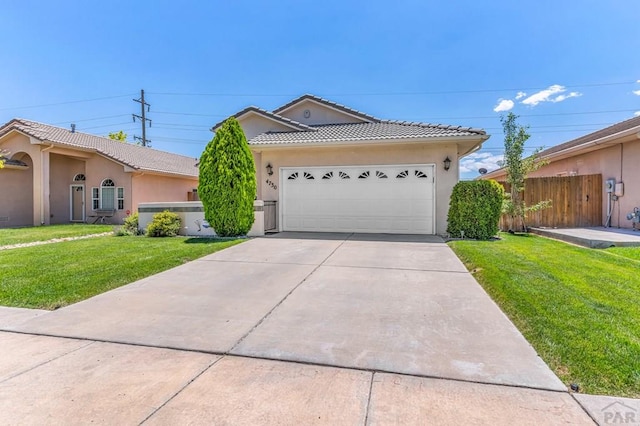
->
[0,233,596,424]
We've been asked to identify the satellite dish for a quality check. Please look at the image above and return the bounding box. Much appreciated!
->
[478,168,488,175]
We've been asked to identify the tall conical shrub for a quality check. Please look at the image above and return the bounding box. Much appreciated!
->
[198,117,256,237]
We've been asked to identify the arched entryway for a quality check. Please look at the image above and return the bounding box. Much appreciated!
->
[0,152,34,227]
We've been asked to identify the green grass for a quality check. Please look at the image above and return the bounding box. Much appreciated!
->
[0,235,242,310]
[0,224,113,246]
[606,246,640,262]
[448,233,640,397]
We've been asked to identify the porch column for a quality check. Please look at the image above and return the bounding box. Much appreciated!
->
[32,145,52,225]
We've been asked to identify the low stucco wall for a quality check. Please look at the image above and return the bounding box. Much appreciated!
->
[138,200,264,237]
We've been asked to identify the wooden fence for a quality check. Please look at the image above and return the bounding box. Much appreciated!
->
[498,174,602,229]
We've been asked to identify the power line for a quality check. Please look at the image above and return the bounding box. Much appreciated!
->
[153,126,210,132]
[152,111,227,118]
[426,108,638,120]
[79,121,135,130]
[146,80,638,97]
[0,94,136,111]
[153,122,210,128]
[52,114,131,125]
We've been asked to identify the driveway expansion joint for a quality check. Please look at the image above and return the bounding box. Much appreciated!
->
[227,233,354,353]
[363,372,376,426]
[570,393,600,425]
[0,332,95,385]
[138,356,224,425]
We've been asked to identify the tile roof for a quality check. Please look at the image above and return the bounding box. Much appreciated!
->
[0,119,198,177]
[249,121,487,145]
[211,106,315,132]
[273,94,380,122]
[537,114,640,157]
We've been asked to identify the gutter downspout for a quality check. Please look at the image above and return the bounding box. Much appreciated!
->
[40,144,54,225]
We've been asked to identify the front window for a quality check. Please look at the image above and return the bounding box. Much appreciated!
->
[92,188,99,210]
[100,179,115,210]
[117,187,124,210]
[92,179,121,210]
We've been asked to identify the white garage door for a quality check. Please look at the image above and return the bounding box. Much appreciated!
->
[281,165,435,234]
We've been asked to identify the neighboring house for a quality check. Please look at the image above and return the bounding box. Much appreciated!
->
[481,115,640,229]
[0,118,198,228]
[213,94,489,235]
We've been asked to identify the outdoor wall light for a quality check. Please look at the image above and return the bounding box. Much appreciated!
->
[443,156,451,171]
[266,163,273,176]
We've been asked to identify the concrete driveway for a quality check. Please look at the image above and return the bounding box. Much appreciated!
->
[0,233,594,424]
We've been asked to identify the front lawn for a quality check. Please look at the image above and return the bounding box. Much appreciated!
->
[448,233,640,397]
[0,224,113,246]
[0,235,242,310]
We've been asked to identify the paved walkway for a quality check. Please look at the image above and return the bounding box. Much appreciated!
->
[0,233,600,424]
[531,226,640,248]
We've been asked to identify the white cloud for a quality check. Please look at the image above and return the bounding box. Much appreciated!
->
[633,90,640,96]
[459,152,504,174]
[515,91,527,100]
[521,84,582,106]
[634,111,640,117]
[493,98,514,112]
[551,91,582,102]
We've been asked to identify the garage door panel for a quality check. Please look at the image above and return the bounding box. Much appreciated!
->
[282,165,435,234]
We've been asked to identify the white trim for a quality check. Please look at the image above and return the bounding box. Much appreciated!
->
[278,163,436,234]
[69,184,85,222]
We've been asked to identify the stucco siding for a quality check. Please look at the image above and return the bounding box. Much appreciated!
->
[278,102,368,126]
[0,153,34,227]
[0,133,41,226]
[252,142,458,235]
[49,153,86,224]
[239,115,301,140]
[132,174,198,215]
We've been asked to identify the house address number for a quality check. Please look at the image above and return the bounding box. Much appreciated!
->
[266,179,277,190]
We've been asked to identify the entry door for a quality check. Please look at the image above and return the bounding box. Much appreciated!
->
[70,185,85,222]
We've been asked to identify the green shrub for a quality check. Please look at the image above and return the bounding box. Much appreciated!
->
[119,212,141,236]
[198,117,256,237]
[447,180,504,240]
[146,211,182,237]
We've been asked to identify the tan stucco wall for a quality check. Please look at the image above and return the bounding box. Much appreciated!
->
[131,174,198,214]
[278,101,368,126]
[485,140,640,228]
[0,152,34,227]
[252,142,458,235]
[0,133,42,226]
[239,115,302,139]
[49,153,86,223]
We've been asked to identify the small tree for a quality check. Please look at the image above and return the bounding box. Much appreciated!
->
[108,131,128,142]
[198,117,256,237]
[501,112,548,232]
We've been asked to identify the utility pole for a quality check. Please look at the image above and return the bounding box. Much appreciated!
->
[132,89,152,147]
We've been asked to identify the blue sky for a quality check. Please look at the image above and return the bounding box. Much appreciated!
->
[1,1,639,179]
